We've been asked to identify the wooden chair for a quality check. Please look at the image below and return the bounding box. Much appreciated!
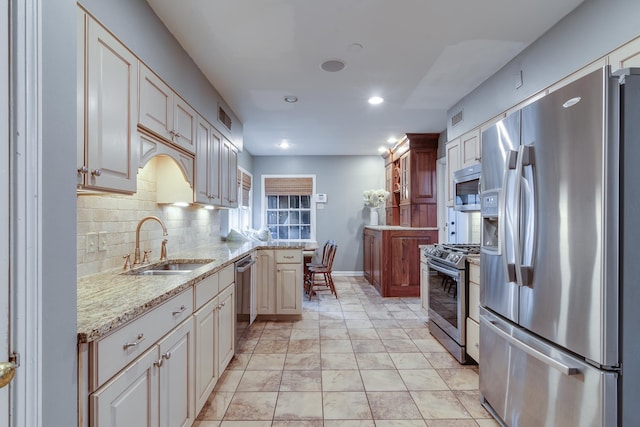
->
[304,240,334,292]
[306,242,338,299]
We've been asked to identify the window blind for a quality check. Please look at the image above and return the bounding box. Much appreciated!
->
[241,171,252,206]
[264,177,313,196]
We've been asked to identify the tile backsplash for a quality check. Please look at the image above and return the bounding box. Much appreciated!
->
[77,158,221,277]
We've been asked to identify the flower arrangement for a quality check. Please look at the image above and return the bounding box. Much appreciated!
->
[363,189,390,208]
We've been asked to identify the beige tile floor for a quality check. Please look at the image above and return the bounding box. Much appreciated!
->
[194,276,500,427]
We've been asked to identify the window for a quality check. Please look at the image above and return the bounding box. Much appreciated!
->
[229,167,252,231]
[263,175,315,241]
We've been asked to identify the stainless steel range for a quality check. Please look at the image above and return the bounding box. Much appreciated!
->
[420,243,479,364]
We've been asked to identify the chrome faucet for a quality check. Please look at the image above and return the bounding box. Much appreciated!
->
[134,216,168,265]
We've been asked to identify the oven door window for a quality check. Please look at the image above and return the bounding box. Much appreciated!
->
[428,269,459,328]
[455,179,480,208]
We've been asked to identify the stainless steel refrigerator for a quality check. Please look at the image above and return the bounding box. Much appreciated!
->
[479,66,640,427]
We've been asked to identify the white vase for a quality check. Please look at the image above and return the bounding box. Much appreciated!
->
[370,208,379,226]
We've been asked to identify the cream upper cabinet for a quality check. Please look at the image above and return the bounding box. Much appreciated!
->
[445,138,460,207]
[194,116,221,205]
[139,63,197,154]
[78,13,138,193]
[220,138,239,208]
[460,129,480,168]
[609,36,640,72]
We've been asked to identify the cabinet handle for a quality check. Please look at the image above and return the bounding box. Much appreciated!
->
[172,305,187,316]
[123,333,145,350]
[91,169,102,177]
[77,166,88,174]
[162,351,172,360]
[283,255,294,259]
[154,358,164,368]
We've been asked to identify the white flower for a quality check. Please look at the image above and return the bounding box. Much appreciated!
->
[363,189,390,208]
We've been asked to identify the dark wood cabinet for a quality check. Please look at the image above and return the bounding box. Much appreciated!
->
[363,226,437,297]
[383,133,438,227]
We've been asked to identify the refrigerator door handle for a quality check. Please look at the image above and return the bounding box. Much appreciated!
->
[518,144,536,287]
[484,319,580,376]
[500,150,518,283]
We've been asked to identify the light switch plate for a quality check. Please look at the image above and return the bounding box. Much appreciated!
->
[86,232,97,253]
[98,231,107,251]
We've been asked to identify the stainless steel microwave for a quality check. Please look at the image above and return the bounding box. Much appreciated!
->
[453,163,481,211]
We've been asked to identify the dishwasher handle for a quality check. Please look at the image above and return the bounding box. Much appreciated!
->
[236,257,256,273]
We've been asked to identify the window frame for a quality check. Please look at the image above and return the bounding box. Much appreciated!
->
[261,174,316,242]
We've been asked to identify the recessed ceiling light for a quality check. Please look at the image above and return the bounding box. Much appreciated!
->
[368,96,384,105]
[279,140,290,149]
[387,137,397,144]
[284,96,298,103]
[320,59,346,72]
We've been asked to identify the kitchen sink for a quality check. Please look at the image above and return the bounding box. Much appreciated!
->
[125,259,215,276]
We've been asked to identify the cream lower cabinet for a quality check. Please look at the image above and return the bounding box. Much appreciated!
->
[193,266,235,415]
[256,249,276,315]
[257,249,302,316]
[466,262,481,363]
[91,318,195,427]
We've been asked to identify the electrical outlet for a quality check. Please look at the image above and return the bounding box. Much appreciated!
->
[86,232,97,253]
[98,232,108,251]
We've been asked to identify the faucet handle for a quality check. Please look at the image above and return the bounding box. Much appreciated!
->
[122,254,131,270]
[142,250,152,263]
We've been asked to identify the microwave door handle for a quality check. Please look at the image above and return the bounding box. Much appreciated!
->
[501,150,518,283]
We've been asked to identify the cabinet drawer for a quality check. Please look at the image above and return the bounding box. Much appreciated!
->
[469,263,480,284]
[195,273,219,310]
[219,264,235,291]
[466,317,480,363]
[276,250,301,264]
[468,282,480,323]
[93,288,193,389]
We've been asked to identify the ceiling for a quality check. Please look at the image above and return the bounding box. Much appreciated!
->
[145,0,584,156]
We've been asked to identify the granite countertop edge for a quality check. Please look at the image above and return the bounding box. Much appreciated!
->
[77,240,309,344]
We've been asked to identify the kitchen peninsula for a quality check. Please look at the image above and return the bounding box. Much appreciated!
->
[77,240,308,427]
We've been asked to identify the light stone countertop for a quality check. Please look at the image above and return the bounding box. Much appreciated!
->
[77,240,310,343]
[468,255,481,266]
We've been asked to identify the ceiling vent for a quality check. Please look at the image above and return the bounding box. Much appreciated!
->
[218,106,232,131]
[451,110,463,127]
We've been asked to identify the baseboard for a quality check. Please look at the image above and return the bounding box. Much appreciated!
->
[331,271,364,277]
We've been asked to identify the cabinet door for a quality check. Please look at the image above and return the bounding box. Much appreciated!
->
[172,96,197,154]
[194,117,211,204]
[227,142,239,208]
[371,233,382,289]
[420,262,429,316]
[460,129,480,168]
[399,205,411,228]
[445,139,460,207]
[158,319,195,427]
[363,231,372,282]
[217,284,235,372]
[257,250,276,314]
[220,140,230,206]
[276,263,302,315]
[209,128,222,205]
[139,64,173,141]
[399,153,410,203]
[85,18,138,193]
[91,346,159,427]
[194,298,219,414]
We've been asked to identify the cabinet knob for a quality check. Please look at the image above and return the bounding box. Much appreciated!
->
[91,169,102,177]
[77,166,88,174]
[154,358,164,368]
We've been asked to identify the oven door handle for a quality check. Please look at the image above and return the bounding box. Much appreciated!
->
[236,258,256,273]
[426,260,461,279]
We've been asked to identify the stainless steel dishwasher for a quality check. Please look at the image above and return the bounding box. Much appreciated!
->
[235,254,256,345]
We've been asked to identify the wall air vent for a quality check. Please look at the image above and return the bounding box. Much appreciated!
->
[451,110,463,127]
[218,106,232,131]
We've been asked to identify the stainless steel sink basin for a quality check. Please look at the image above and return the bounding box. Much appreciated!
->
[125,259,215,276]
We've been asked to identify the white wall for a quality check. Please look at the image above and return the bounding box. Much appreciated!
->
[42,0,78,424]
[447,0,640,139]
[252,156,385,272]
